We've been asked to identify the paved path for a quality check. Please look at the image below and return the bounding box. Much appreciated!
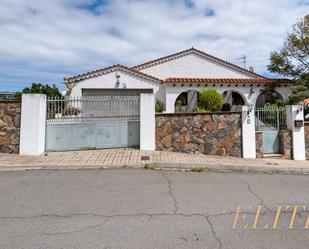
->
[1,148,309,173]
[1,169,309,248]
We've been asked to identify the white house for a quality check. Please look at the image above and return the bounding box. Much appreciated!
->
[65,48,292,112]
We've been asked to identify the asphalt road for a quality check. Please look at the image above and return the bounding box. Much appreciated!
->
[1,169,309,249]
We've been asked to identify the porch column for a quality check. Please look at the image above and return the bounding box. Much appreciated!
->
[165,92,176,113]
[140,93,155,150]
[286,105,305,160]
[20,94,47,155]
[187,90,197,111]
[241,105,256,158]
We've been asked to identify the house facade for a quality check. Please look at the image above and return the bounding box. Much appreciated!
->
[65,48,292,112]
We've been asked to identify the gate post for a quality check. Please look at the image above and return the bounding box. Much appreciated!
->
[20,94,47,155]
[241,105,256,158]
[286,105,305,160]
[140,93,155,150]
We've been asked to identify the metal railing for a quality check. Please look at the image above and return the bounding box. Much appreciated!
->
[46,96,140,122]
[255,107,286,131]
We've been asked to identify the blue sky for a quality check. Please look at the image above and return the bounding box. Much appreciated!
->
[0,0,308,92]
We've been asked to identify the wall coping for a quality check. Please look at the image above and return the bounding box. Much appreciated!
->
[0,100,21,103]
[156,111,242,116]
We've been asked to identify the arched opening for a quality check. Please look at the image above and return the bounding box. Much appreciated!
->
[255,90,283,108]
[222,90,246,111]
[175,90,199,112]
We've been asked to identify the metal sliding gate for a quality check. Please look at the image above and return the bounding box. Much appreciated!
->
[255,107,286,154]
[45,96,140,151]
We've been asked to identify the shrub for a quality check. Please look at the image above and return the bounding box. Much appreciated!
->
[221,103,231,111]
[144,163,155,170]
[198,88,224,112]
[155,100,164,113]
[175,99,184,106]
[193,107,208,113]
[191,166,205,172]
[63,106,80,116]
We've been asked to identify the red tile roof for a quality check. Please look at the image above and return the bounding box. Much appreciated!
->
[132,47,266,78]
[64,64,161,84]
[163,77,293,84]
[64,48,292,85]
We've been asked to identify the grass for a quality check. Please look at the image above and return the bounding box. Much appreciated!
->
[191,165,205,172]
[144,163,155,170]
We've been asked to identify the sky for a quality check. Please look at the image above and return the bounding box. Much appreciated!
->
[0,0,308,92]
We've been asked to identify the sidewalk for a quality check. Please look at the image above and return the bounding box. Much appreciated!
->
[1,148,309,174]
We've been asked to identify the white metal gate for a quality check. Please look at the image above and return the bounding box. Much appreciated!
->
[45,96,140,151]
[255,107,286,154]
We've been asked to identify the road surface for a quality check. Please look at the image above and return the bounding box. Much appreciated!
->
[1,169,309,248]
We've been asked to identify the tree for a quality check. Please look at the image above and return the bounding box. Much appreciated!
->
[14,83,61,100]
[268,15,309,103]
[198,88,224,112]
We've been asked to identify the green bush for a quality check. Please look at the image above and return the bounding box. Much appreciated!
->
[191,166,205,172]
[193,107,208,113]
[221,103,231,111]
[198,88,224,112]
[155,100,164,113]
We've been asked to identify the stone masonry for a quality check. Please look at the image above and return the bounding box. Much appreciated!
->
[279,130,292,159]
[255,131,263,158]
[305,122,309,160]
[156,113,242,157]
[0,101,21,153]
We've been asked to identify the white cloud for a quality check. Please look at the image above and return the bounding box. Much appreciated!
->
[0,0,308,91]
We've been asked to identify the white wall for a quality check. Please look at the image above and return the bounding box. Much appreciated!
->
[242,106,256,158]
[140,93,155,150]
[20,94,46,155]
[70,70,161,98]
[140,54,251,79]
[286,105,306,160]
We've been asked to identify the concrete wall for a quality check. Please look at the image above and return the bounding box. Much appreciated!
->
[20,94,46,156]
[156,112,242,157]
[0,101,21,153]
[140,93,155,150]
[286,105,305,160]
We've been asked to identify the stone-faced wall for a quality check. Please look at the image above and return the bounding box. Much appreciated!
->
[0,101,21,153]
[255,131,263,158]
[305,122,309,160]
[156,112,242,157]
[279,130,292,159]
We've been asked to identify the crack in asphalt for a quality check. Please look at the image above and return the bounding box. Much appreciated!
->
[40,217,111,236]
[161,172,178,214]
[236,176,272,213]
[206,216,222,249]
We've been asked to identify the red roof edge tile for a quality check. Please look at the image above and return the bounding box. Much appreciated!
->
[163,77,293,84]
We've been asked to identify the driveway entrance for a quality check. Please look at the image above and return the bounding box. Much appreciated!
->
[45,96,140,151]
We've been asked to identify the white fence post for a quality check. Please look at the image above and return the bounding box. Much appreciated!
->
[140,93,155,150]
[286,105,305,160]
[242,105,256,158]
[20,94,47,155]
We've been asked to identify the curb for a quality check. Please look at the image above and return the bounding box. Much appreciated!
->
[153,163,309,175]
[0,162,309,175]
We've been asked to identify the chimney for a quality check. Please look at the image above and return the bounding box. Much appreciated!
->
[249,66,254,72]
